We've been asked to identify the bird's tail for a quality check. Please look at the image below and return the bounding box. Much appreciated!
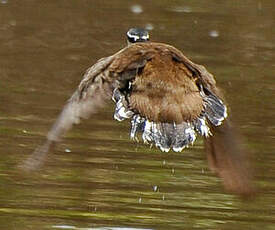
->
[204,119,255,196]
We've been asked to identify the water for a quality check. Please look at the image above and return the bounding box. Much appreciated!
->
[0,0,275,229]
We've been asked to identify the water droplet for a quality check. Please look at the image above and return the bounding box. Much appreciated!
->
[51,225,76,229]
[209,30,219,38]
[153,185,158,192]
[170,6,192,13]
[171,168,175,174]
[182,6,192,13]
[131,4,143,14]
[65,148,71,153]
[9,20,16,26]
[138,197,142,203]
[145,23,154,31]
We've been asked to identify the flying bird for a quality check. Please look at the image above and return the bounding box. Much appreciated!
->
[22,28,254,196]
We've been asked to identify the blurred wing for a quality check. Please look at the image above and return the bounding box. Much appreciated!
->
[176,52,254,195]
[47,56,115,142]
[21,55,115,171]
[205,120,255,196]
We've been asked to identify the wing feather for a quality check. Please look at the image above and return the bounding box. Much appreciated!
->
[21,56,115,171]
[21,46,150,171]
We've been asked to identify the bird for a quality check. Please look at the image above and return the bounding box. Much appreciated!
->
[22,28,254,196]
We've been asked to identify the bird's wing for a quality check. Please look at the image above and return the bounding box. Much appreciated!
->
[119,43,254,196]
[168,45,254,195]
[204,119,254,196]
[47,55,116,142]
[21,44,153,171]
[21,55,116,170]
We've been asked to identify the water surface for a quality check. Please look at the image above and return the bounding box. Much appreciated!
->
[0,1,275,229]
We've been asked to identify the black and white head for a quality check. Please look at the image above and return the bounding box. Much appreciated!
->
[127,28,150,45]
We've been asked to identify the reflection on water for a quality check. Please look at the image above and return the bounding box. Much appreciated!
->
[53,226,153,230]
[130,5,143,14]
[0,0,275,230]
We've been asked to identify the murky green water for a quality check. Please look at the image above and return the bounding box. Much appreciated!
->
[0,0,275,229]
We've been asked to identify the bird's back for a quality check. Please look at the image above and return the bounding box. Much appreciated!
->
[109,42,227,153]
[125,43,204,123]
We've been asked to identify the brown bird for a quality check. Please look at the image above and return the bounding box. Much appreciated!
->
[23,28,254,196]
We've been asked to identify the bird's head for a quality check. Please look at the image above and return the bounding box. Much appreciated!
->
[126,28,150,45]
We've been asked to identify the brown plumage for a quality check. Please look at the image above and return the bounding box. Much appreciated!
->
[21,31,254,196]
[111,43,204,123]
